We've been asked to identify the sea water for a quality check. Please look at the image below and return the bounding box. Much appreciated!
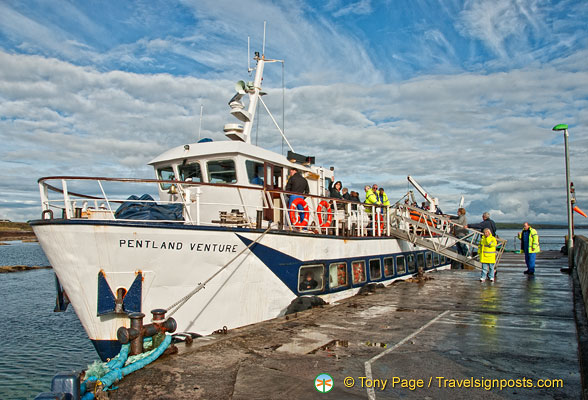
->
[498,228,588,252]
[0,241,97,400]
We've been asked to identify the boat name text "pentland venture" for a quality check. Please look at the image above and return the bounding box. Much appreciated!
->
[119,239,238,252]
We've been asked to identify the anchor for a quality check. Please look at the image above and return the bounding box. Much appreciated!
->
[97,270,142,316]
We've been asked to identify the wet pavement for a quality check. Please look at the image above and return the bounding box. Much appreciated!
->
[112,251,580,399]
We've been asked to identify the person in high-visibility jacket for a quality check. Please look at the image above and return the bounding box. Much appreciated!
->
[378,188,390,206]
[364,185,381,213]
[364,185,381,236]
[517,222,540,275]
[479,228,497,282]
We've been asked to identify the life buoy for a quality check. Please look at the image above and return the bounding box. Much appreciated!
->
[316,200,333,228]
[289,197,309,227]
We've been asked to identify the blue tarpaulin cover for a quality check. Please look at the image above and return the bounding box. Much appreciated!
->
[114,194,183,221]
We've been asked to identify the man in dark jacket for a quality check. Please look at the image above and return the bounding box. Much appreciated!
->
[468,212,497,236]
[285,167,309,195]
[286,168,310,225]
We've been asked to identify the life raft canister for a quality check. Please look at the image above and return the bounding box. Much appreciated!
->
[316,200,333,228]
[375,212,384,232]
[410,211,435,227]
[289,197,309,227]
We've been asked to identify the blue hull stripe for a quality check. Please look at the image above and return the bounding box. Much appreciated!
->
[91,339,122,362]
[236,233,446,296]
[236,234,303,293]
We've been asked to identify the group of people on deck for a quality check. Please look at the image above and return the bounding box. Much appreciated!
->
[286,168,540,280]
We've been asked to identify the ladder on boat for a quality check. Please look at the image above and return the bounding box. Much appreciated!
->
[384,203,507,270]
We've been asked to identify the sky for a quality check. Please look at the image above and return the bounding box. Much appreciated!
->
[1,0,587,224]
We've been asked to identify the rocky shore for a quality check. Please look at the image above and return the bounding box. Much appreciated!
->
[0,221,37,242]
[0,265,51,273]
[0,222,45,272]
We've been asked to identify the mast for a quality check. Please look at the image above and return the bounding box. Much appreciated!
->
[223,52,265,144]
[241,53,265,143]
[223,23,291,149]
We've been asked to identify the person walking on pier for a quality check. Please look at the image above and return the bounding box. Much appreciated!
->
[479,228,497,282]
[468,212,497,236]
[518,222,540,275]
[450,207,468,268]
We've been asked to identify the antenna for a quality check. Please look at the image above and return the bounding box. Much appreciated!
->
[198,104,203,140]
[247,37,252,73]
[262,20,266,57]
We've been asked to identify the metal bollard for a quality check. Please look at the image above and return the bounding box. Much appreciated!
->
[117,309,177,355]
[256,210,263,229]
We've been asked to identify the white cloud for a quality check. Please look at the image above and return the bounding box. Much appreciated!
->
[0,1,587,224]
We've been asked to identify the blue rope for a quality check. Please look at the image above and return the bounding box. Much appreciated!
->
[80,334,171,399]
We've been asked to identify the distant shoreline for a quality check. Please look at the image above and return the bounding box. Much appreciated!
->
[0,265,51,273]
[0,221,37,242]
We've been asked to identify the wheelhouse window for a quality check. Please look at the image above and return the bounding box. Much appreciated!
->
[426,252,433,268]
[383,257,394,278]
[417,253,425,269]
[207,159,237,184]
[433,252,440,266]
[396,255,406,274]
[298,265,324,293]
[407,254,416,273]
[369,258,382,280]
[179,161,202,182]
[246,160,264,186]
[157,166,175,190]
[329,262,347,289]
[352,260,366,284]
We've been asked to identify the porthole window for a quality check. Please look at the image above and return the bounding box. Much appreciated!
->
[352,260,366,284]
[417,253,425,269]
[298,265,324,293]
[407,254,416,273]
[396,255,406,274]
[329,262,347,289]
[383,257,395,278]
[369,258,382,280]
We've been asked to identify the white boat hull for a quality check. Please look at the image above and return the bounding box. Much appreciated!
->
[32,219,450,360]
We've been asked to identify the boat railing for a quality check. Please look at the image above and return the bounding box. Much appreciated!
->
[37,176,506,266]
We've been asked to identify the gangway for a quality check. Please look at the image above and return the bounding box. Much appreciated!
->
[384,203,507,270]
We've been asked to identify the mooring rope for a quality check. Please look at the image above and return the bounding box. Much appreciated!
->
[163,226,272,319]
[80,334,171,399]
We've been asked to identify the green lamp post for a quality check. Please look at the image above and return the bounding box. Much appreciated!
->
[552,124,573,271]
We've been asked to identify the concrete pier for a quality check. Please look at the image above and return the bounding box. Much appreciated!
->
[112,251,581,399]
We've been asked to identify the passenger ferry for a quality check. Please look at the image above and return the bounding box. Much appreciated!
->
[30,48,475,361]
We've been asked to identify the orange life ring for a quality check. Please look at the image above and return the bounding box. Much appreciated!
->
[289,197,309,227]
[316,200,333,228]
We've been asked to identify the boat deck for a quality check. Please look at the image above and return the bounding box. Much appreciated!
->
[111,251,582,399]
